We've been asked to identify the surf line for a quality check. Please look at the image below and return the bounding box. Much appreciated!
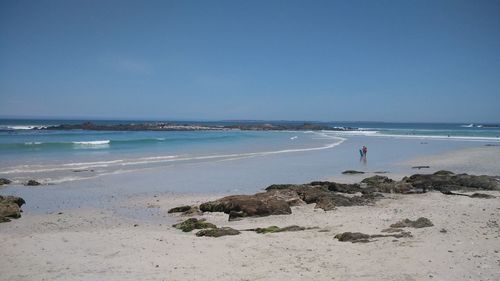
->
[0,133,345,174]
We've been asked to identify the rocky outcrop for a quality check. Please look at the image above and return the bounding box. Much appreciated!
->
[196,227,240,237]
[0,195,26,223]
[0,178,12,186]
[26,180,41,186]
[196,172,499,221]
[403,171,499,192]
[200,183,377,220]
[199,193,293,221]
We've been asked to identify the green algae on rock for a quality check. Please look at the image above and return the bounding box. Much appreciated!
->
[172,218,216,232]
[196,227,240,237]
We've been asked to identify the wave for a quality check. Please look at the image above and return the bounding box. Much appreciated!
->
[72,140,110,145]
[0,125,48,130]
[323,130,500,142]
[0,133,345,175]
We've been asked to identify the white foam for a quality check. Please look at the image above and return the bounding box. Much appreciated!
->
[24,142,43,145]
[323,130,500,142]
[2,125,47,130]
[72,140,110,145]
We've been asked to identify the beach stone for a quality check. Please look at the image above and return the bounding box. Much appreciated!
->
[0,195,25,222]
[196,227,240,237]
[335,231,412,243]
[252,225,307,234]
[0,202,21,220]
[335,232,371,243]
[200,193,292,221]
[0,195,26,207]
[390,217,434,228]
[0,178,12,185]
[342,170,365,175]
[381,228,404,233]
[172,218,216,232]
[469,193,495,199]
[168,205,192,213]
[26,180,41,186]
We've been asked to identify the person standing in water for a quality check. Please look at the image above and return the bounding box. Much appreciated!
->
[362,145,368,157]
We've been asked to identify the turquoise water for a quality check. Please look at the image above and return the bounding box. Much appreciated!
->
[1,119,500,214]
[1,119,499,187]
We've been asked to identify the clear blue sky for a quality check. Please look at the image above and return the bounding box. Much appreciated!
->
[1,0,499,122]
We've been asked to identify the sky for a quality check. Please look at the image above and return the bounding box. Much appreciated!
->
[0,0,499,122]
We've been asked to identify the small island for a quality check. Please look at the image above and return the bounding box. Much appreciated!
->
[42,121,358,131]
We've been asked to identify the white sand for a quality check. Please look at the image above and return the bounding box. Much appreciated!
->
[1,146,500,281]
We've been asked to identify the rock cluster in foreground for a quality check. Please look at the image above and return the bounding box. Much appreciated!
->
[194,171,499,221]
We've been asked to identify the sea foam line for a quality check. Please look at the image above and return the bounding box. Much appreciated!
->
[323,130,500,142]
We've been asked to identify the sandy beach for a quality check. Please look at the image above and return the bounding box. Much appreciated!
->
[1,145,500,281]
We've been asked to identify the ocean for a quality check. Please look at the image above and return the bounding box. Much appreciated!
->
[1,119,500,214]
[1,119,499,182]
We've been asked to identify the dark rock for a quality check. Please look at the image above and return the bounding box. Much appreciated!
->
[196,227,240,237]
[390,217,434,228]
[434,170,454,176]
[404,173,499,192]
[412,166,430,169]
[0,202,21,220]
[200,193,292,221]
[469,193,495,199]
[0,195,25,222]
[172,218,216,232]
[360,176,413,193]
[0,195,26,207]
[314,193,373,211]
[265,184,301,191]
[26,180,41,186]
[334,232,371,243]
[310,181,363,194]
[370,232,413,239]
[250,225,307,234]
[342,170,365,175]
[335,231,412,243]
[168,205,192,213]
[381,228,404,233]
[180,206,202,216]
[361,175,394,187]
[0,217,11,223]
[0,178,12,185]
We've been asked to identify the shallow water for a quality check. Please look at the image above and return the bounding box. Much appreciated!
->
[2,130,498,215]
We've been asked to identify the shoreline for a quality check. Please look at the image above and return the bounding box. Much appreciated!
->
[1,142,500,280]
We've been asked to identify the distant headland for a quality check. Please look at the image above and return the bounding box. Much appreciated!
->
[42,121,357,131]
